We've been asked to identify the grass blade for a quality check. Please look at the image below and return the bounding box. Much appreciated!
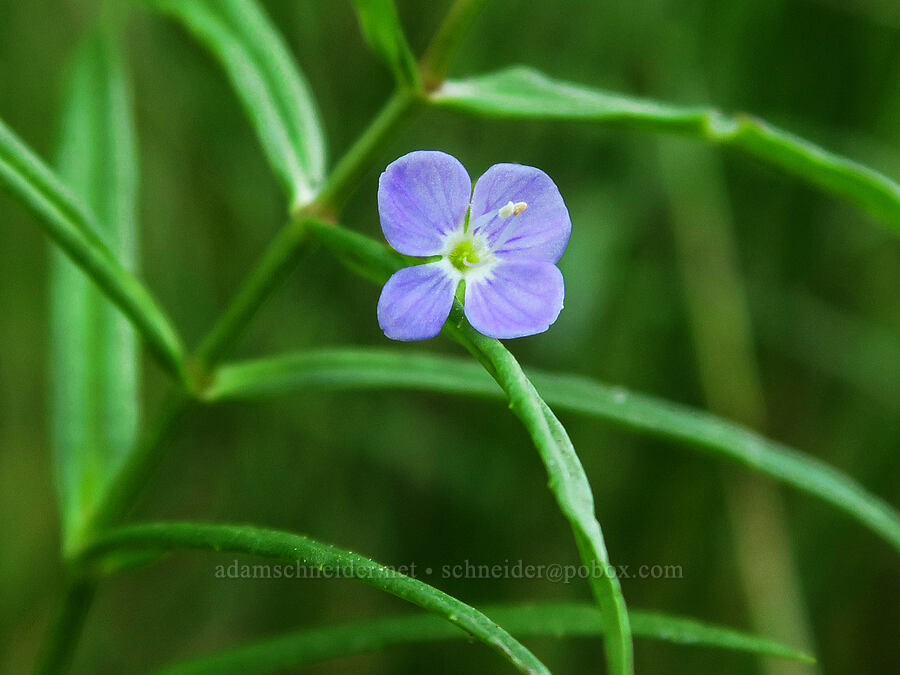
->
[0,119,186,382]
[430,66,900,232]
[154,0,327,208]
[80,522,549,675]
[50,28,142,546]
[208,347,900,553]
[351,0,420,89]
[153,602,813,674]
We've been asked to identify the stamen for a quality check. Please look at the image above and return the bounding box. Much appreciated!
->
[498,200,528,218]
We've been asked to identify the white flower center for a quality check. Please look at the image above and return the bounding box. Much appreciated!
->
[441,199,529,281]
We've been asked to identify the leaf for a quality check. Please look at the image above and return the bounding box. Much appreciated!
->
[80,522,549,675]
[0,117,186,383]
[153,602,813,674]
[208,347,900,553]
[444,309,634,675]
[351,0,420,89]
[154,0,327,208]
[50,29,142,546]
[430,66,900,232]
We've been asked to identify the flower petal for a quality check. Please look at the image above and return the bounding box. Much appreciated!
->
[470,163,571,262]
[377,150,472,256]
[377,262,458,340]
[464,260,564,339]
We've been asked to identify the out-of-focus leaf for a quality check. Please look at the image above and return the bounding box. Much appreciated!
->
[209,347,900,554]
[0,113,185,383]
[81,522,550,675]
[351,0,420,88]
[51,29,141,546]
[153,602,814,674]
[430,66,900,232]
[155,0,327,208]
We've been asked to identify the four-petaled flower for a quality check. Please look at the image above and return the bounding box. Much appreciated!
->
[376,151,571,340]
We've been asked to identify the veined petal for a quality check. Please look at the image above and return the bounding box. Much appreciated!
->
[377,262,458,340]
[470,163,571,263]
[378,150,472,256]
[464,260,564,339]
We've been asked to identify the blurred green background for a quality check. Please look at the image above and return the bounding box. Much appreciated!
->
[1,0,898,672]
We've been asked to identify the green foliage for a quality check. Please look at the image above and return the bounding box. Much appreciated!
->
[154,0,327,208]
[51,27,141,548]
[432,67,900,232]
[81,522,549,675]
[208,347,900,552]
[351,0,421,89]
[0,113,185,383]
[4,0,896,672]
[444,311,634,674]
[156,603,812,674]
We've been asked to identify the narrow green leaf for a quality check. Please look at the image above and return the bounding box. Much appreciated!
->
[208,347,900,554]
[80,522,549,675]
[154,602,813,674]
[50,29,141,545]
[0,119,186,382]
[445,309,633,675]
[351,0,421,89]
[154,0,327,208]
[430,66,900,232]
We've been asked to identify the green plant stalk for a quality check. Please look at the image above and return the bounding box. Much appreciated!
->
[70,390,195,554]
[307,88,419,218]
[38,16,450,669]
[73,89,422,555]
[194,218,310,370]
[419,0,490,89]
[34,578,97,675]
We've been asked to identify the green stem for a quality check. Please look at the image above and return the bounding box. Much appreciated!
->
[38,1,493,671]
[72,390,195,553]
[308,89,418,218]
[419,0,491,89]
[34,578,97,675]
[70,81,422,556]
[194,217,310,369]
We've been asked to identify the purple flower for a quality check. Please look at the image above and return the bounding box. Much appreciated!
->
[376,151,570,341]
